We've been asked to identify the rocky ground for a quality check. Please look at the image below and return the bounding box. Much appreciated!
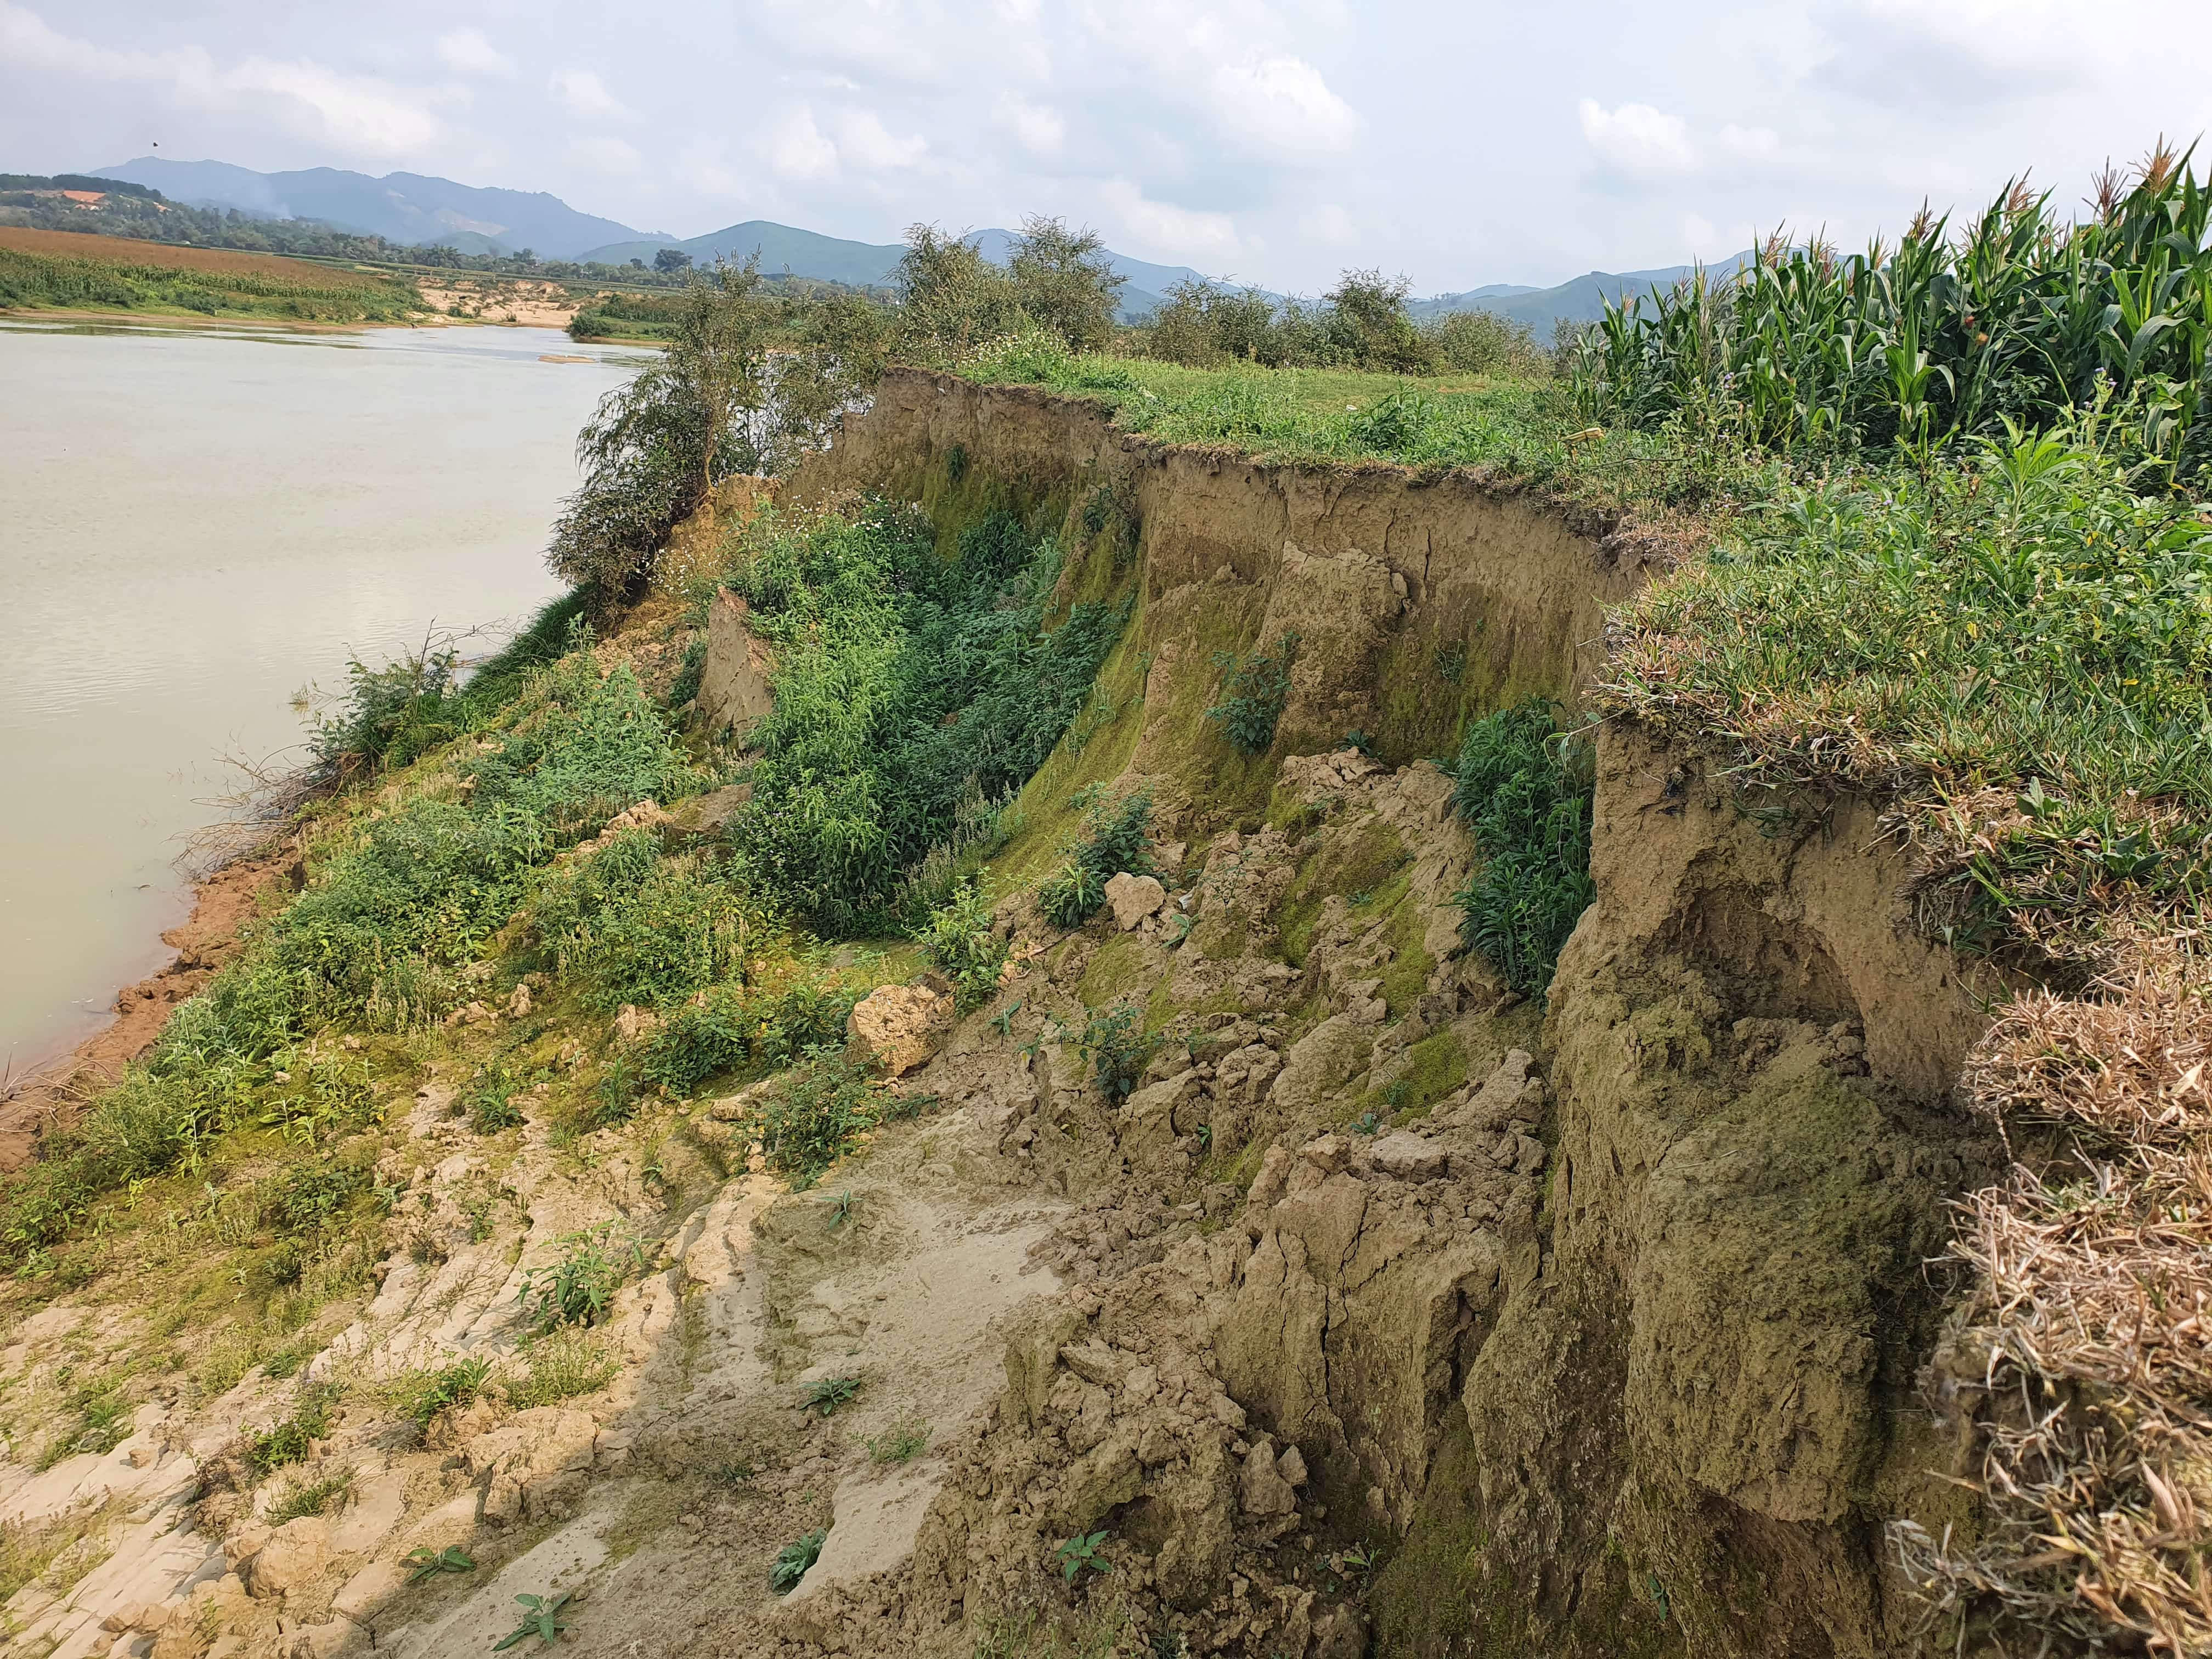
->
[0,742,1561,1659]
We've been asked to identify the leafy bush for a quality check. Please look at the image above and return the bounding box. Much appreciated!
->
[1206,634,1299,755]
[1449,701,1595,996]
[915,881,1008,1010]
[530,834,765,1011]
[242,1388,337,1481]
[636,974,859,1096]
[519,1223,645,1330]
[724,500,1126,931]
[1039,789,1155,929]
[757,1048,880,1188]
[1078,1004,1155,1104]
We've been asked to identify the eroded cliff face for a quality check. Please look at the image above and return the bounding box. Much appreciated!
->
[763,376,1997,1657]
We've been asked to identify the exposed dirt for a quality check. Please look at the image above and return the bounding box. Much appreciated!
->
[413,278,585,329]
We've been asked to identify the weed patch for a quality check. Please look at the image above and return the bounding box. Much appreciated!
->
[1206,634,1298,756]
[505,1328,621,1409]
[1039,788,1154,930]
[1448,701,1594,996]
[520,1223,646,1330]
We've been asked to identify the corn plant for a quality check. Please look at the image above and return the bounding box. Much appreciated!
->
[1576,143,2212,484]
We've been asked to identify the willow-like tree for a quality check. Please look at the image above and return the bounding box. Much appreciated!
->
[548,259,775,599]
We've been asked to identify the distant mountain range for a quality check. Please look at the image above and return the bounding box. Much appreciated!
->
[1413,255,1759,333]
[87,155,1745,333]
[94,156,650,259]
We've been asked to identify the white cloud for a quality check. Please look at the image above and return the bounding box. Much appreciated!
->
[1578,98,1696,177]
[566,134,641,173]
[1212,54,1357,158]
[765,105,838,180]
[1301,202,1355,245]
[994,92,1065,158]
[0,2,442,157]
[547,67,631,121]
[830,107,927,169]
[436,27,514,79]
[1098,177,1240,261]
[1721,122,1779,157]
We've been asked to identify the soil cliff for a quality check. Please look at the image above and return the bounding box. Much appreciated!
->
[0,371,2000,1659]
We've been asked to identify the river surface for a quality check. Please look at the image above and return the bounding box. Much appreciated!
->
[0,319,646,1077]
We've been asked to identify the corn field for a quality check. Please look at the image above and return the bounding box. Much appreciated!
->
[1573,144,2212,487]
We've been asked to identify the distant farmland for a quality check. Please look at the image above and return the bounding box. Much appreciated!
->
[0,227,419,323]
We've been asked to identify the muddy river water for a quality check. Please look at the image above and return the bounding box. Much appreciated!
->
[0,319,645,1076]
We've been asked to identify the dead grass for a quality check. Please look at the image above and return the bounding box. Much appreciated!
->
[0,226,393,286]
[1896,936,2212,1652]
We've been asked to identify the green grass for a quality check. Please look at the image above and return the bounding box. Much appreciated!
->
[962,336,1768,523]
[1606,424,2212,951]
[1448,700,1596,996]
[504,1328,620,1408]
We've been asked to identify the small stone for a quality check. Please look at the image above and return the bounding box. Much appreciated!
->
[245,1517,331,1597]
[848,980,956,1077]
[1104,873,1167,930]
[1369,1131,1447,1181]
[1059,1340,1123,1386]
[1277,1444,1308,1487]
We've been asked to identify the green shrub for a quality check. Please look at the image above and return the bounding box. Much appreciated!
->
[636,974,859,1096]
[1039,789,1154,930]
[758,1048,879,1188]
[771,1528,826,1594]
[803,1375,861,1416]
[264,1158,370,1233]
[243,1388,338,1481]
[470,1070,526,1133]
[519,1223,645,1330]
[1077,1004,1155,1104]
[531,834,765,1011]
[1448,701,1595,996]
[723,500,1127,933]
[1206,634,1298,755]
[915,882,1008,1010]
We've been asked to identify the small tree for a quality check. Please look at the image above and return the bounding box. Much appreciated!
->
[654,247,693,274]
[547,259,774,599]
[776,292,893,460]
[1007,216,1126,352]
[1143,278,1279,367]
[1324,269,1430,373]
[891,225,1023,365]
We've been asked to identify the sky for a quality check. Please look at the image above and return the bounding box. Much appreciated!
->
[2,0,2209,295]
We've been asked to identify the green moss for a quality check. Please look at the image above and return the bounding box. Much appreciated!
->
[1274,817,1409,966]
[1076,934,1151,1008]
